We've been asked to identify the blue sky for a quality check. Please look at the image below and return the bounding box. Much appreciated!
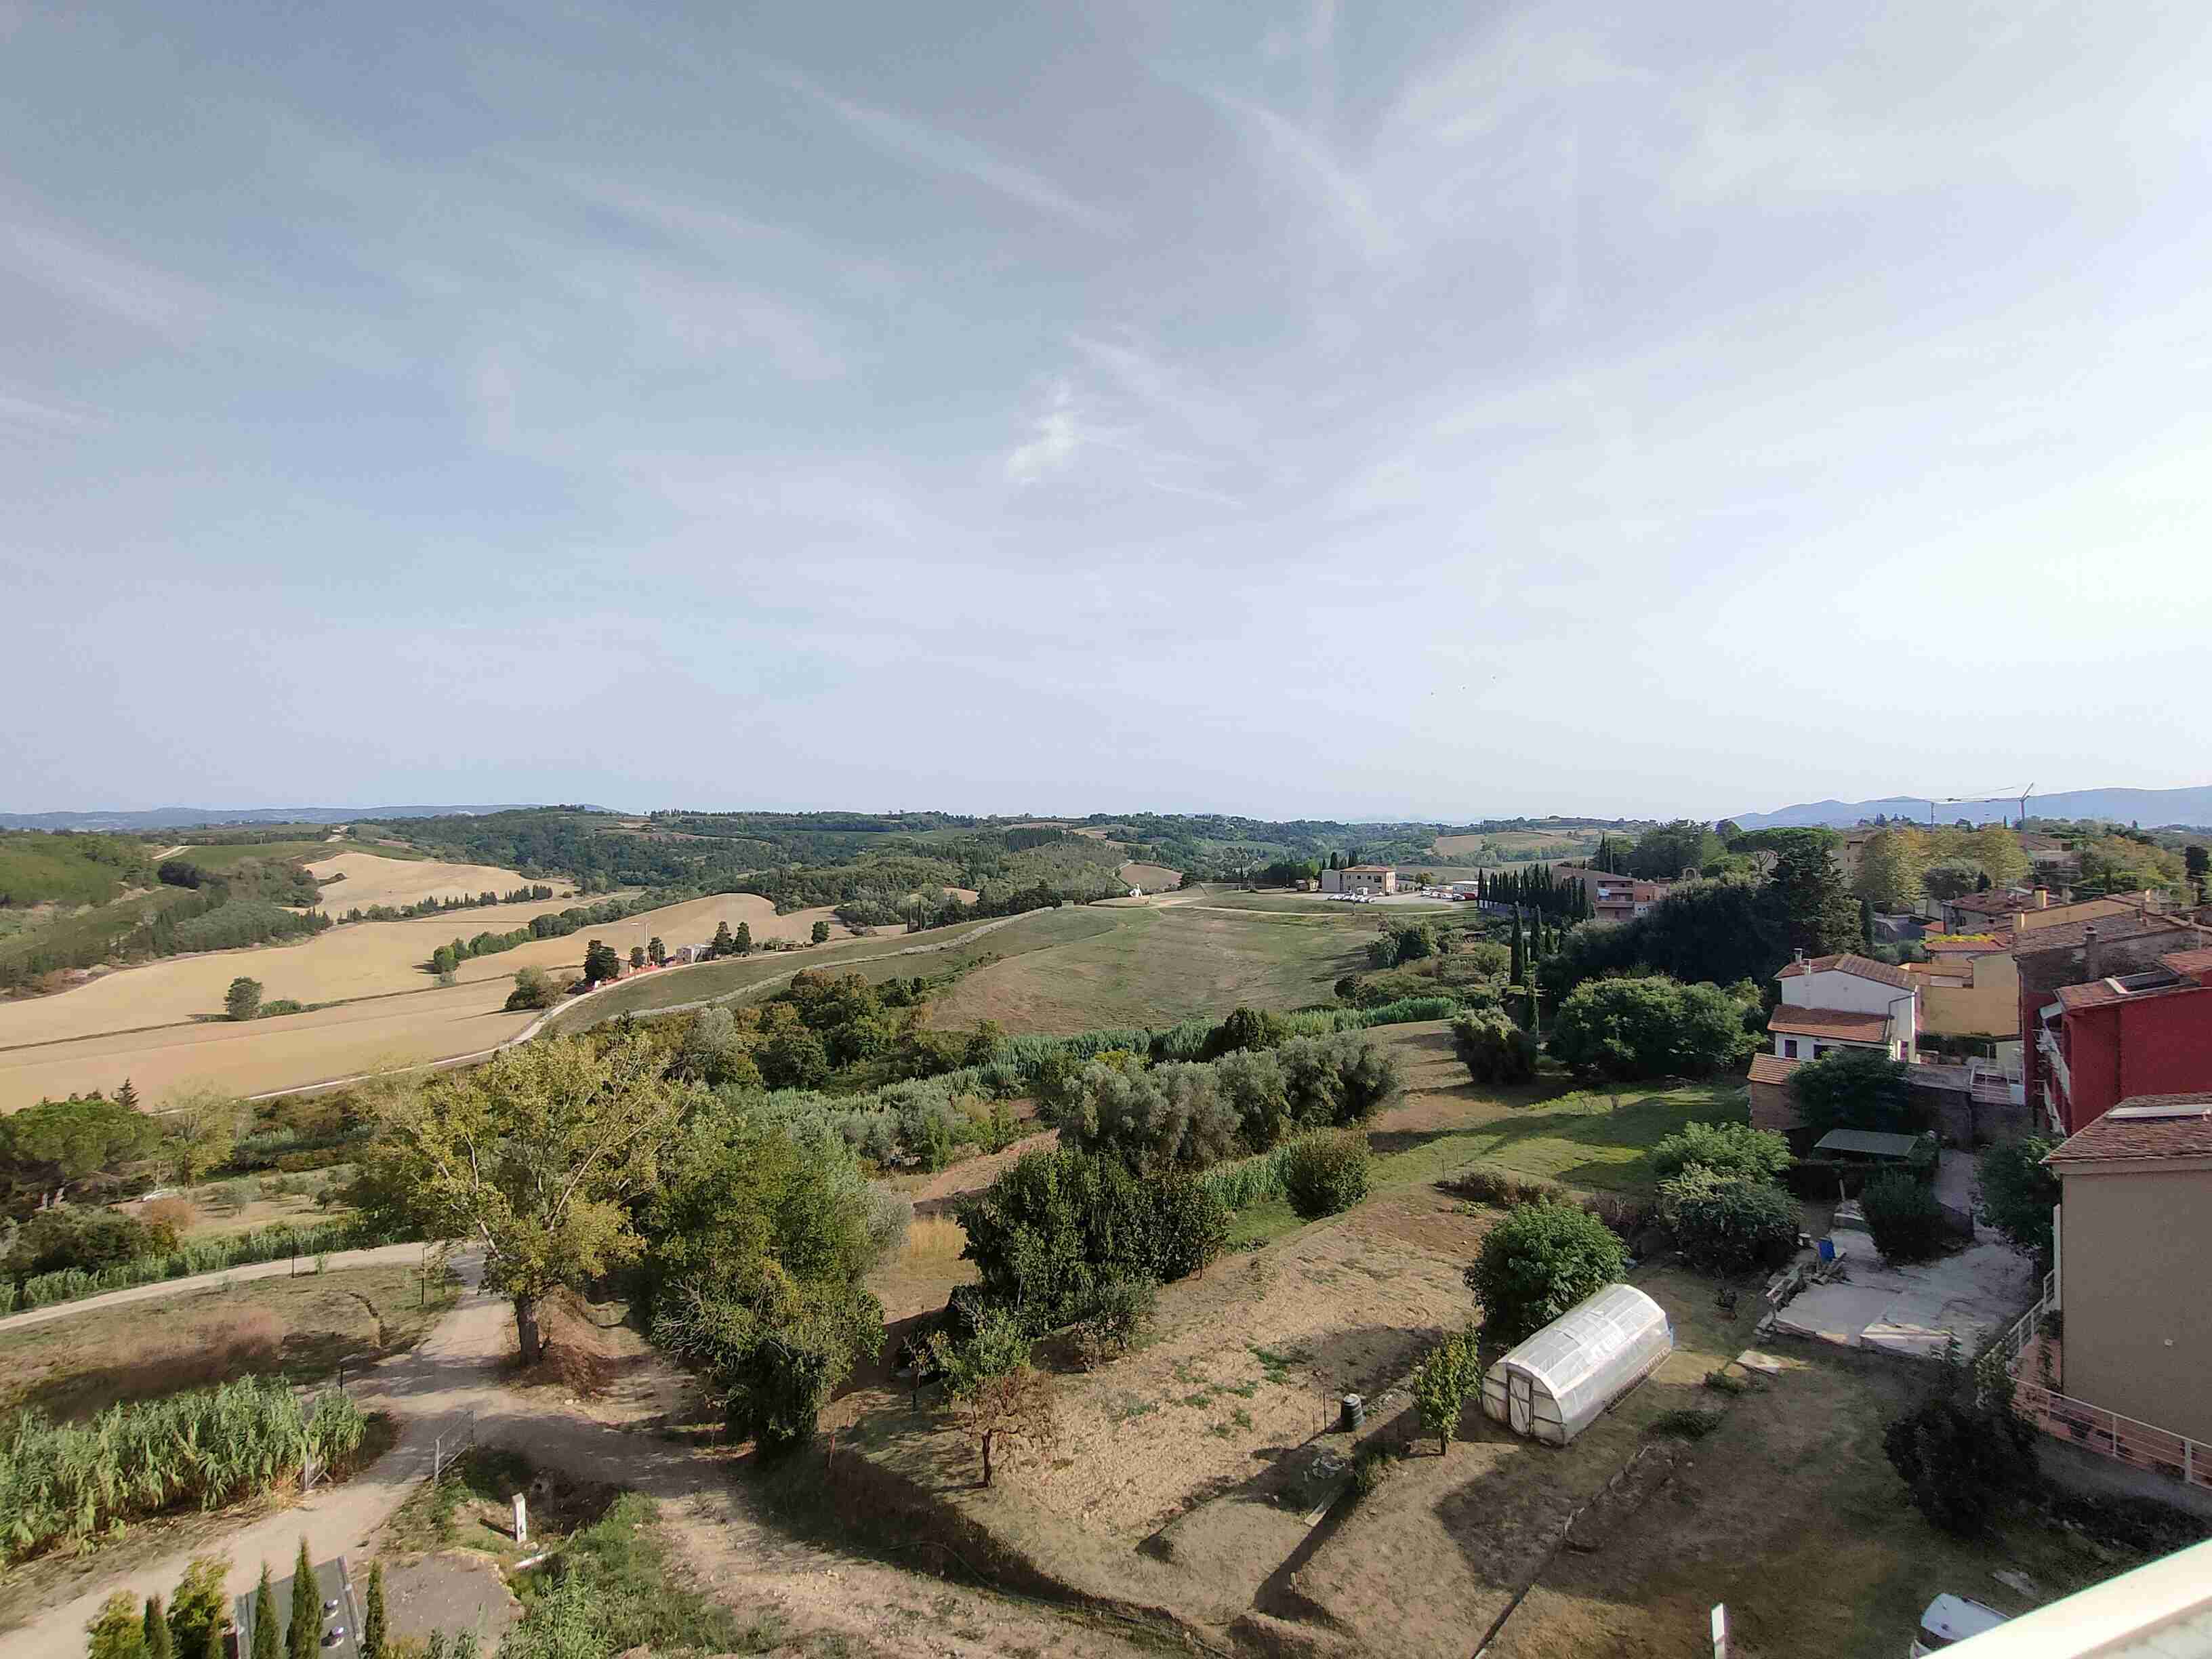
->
[5,2,2210,821]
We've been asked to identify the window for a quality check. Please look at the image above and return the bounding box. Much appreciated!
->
[1783,1039,1799,1059]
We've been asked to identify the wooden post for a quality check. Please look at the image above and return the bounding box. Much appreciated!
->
[513,1494,527,1544]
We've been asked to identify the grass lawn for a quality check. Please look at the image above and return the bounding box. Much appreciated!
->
[0,1264,458,1420]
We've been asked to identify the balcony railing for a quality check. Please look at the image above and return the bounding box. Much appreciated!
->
[2037,1025,2072,1099]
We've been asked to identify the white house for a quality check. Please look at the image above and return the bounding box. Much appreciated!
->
[1769,951,1920,1063]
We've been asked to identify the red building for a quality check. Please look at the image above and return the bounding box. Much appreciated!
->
[2036,946,2212,1136]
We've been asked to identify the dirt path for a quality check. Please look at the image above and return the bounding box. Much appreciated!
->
[7,1252,1156,1659]
[0,1242,435,1336]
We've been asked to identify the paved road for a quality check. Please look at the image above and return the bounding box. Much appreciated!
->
[0,1242,436,1336]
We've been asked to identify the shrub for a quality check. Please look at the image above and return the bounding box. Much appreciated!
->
[650,1274,884,1454]
[1883,1346,2038,1534]
[1545,977,1757,1081]
[1467,1200,1624,1343]
[861,1189,912,1265]
[504,966,557,1012]
[1440,1165,1656,1243]
[1451,1010,1538,1085]
[1057,1061,1240,1174]
[1202,1005,1290,1059]
[1660,1167,1799,1274]
[1351,1443,1402,1498]
[1650,1121,1790,1183]
[3,1206,177,1281]
[142,1195,199,1234]
[1862,1170,1948,1263]
[1071,1271,1158,1368]
[1279,1129,1372,1220]
[1651,1407,1722,1439]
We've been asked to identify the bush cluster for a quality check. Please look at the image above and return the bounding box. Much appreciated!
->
[1660,1165,1799,1274]
[1279,1129,1372,1219]
[1650,1121,1790,1183]
[1450,1010,1538,1084]
[1862,1170,1950,1263]
[1465,1200,1626,1344]
[955,1147,1230,1332]
[1439,1164,1655,1241]
[1544,975,1760,1082]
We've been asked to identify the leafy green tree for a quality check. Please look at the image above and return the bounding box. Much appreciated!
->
[647,936,667,966]
[87,1591,148,1659]
[251,1563,280,1659]
[0,1091,156,1205]
[361,1563,386,1659]
[708,920,735,960]
[1771,838,1862,958]
[354,1036,690,1362]
[1450,1010,1538,1084]
[225,977,264,1021]
[1852,829,1926,912]
[1410,1328,1483,1455]
[1627,820,1722,879]
[504,966,556,1012]
[733,921,753,956]
[1789,1049,1923,1134]
[1921,859,1986,902]
[1466,1201,1624,1343]
[1974,1138,2060,1258]
[164,1085,239,1183]
[928,1310,1057,1488]
[810,920,830,945]
[287,1537,317,1659]
[143,1595,173,1659]
[628,945,645,970]
[1279,1128,1371,1218]
[1884,1344,2036,1534]
[581,939,621,982]
[2186,844,2209,901]
[1545,977,1756,1080]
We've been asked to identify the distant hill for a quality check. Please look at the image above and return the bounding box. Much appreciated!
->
[1733,785,2212,831]
[0,804,579,832]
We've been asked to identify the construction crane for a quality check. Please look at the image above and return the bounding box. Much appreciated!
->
[1913,783,2035,830]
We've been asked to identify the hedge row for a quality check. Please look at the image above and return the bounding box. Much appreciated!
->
[0,1216,415,1315]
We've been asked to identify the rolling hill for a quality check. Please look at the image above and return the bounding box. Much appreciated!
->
[1732,785,2212,830]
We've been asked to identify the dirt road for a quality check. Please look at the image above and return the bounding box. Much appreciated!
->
[6,1254,1158,1659]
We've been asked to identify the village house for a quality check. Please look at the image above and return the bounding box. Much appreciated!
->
[2045,1094,2212,1448]
[1319,864,1397,896]
[1769,951,1919,1063]
[1907,934,2020,1043]
[2013,912,2204,1135]
[1550,864,1670,922]
[2036,947,2212,1137]
[1938,885,2158,937]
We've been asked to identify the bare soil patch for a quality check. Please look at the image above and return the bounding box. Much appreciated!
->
[0,1265,458,1420]
[304,853,571,912]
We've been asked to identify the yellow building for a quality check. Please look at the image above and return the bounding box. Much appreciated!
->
[1909,936,2021,1040]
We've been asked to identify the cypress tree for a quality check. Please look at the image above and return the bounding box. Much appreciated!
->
[144,1595,173,1659]
[1509,907,1526,985]
[1525,981,1540,1031]
[252,1564,280,1659]
[361,1563,386,1659]
[1860,898,1876,951]
[287,1537,318,1659]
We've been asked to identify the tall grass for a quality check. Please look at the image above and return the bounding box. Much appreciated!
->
[0,1216,411,1317]
[0,1378,368,1559]
[1200,1145,1294,1214]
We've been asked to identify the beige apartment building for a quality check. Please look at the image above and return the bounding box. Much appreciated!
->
[2048,1094,2212,1445]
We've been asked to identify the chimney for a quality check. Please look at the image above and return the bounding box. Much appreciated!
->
[2083,925,2104,982]
[2033,888,2049,909]
[1793,948,1805,966]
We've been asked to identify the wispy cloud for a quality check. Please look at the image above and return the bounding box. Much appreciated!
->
[0,222,213,335]
[763,63,1122,236]
[0,386,102,438]
[1004,380,1081,484]
[1202,87,1395,264]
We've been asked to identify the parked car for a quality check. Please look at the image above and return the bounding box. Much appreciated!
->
[1910,1595,2007,1655]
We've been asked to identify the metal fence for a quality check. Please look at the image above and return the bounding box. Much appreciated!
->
[2011,1380,2212,1494]
[430,1410,478,1483]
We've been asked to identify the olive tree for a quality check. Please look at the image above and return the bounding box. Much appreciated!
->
[355,1036,689,1361]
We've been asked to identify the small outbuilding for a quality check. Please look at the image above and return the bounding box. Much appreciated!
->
[1480,1283,1673,1446]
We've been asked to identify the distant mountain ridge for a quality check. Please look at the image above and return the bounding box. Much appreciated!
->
[0,804,580,832]
[1733,785,2212,831]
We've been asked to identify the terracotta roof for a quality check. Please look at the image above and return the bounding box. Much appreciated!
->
[1947,890,2040,915]
[2011,912,2193,958]
[1746,1054,1801,1086]
[2047,1094,2212,1165]
[1774,952,1915,991]
[1925,935,2007,955]
[2161,947,2212,980]
[1767,1007,1893,1042]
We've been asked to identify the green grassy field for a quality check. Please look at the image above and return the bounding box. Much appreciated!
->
[1193,890,1459,914]
[544,905,1126,1032]
[1224,1021,1744,1245]
[924,902,1382,1033]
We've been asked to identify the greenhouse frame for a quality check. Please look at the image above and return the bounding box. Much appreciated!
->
[1480,1283,1673,1445]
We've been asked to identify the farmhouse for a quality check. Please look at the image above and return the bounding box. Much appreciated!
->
[1768,951,1919,1062]
[1319,865,1397,896]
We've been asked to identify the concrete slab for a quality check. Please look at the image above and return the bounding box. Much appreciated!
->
[1772,1240,2034,1357]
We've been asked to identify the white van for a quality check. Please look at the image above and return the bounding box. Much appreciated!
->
[1911,1595,2007,1655]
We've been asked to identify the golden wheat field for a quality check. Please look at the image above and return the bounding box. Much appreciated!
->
[304,851,573,911]
[0,892,851,1108]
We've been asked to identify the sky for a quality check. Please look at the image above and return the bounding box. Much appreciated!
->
[5,2,2211,823]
